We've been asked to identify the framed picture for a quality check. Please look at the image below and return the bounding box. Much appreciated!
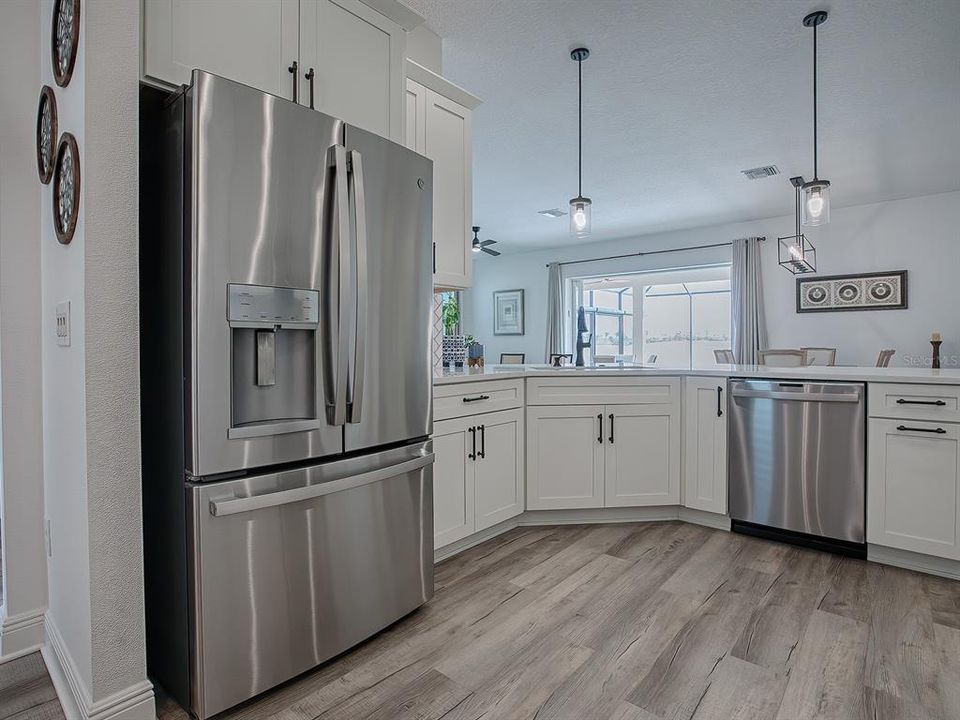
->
[797,271,907,313]
[493,289,524,335]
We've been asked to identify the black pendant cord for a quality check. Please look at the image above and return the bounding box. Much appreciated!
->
[578,57,583,198]
[812,21,819,180]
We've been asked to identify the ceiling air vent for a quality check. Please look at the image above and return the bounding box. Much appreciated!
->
[741,165,780,180]
[538,208,567,218]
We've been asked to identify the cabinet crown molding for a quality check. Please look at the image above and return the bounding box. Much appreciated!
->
[406,60,483,110]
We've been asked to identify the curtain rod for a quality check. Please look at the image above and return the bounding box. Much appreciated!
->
[545,237,765,268]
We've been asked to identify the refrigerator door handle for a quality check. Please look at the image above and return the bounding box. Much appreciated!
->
[347,150,367,424]
[209,452,434,517]
[326,145,352,427]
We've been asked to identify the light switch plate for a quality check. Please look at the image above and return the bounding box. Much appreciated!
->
[56,301,70,346]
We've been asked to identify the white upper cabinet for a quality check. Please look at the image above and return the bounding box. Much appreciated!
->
[143,0,406,142]
[299,0,404,142]
[144,0,300,98]
[405,63,481,290]
[682,377,728,515]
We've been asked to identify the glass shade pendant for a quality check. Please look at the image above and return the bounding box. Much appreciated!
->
[569,47,591,238]
[569,196,592,237]
[801,11,831,228]
[801,179,830,226]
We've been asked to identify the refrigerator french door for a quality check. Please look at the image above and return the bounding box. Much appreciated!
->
[140,71,434,720]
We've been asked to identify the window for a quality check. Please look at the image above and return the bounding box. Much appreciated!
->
[573,266,731,366]
[580,284,633,358]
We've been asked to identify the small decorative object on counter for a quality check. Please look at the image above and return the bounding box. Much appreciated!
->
[466,336,484,368]
[931,332,942,369]
[442,335,466,368]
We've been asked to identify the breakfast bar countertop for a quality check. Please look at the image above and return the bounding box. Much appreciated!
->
[434,363,960,386]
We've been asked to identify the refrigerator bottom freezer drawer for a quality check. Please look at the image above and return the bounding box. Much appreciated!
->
[188,441,434,719]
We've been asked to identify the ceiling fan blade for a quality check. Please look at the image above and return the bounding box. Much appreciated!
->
[482,248,501,257]
[480,239,497,247]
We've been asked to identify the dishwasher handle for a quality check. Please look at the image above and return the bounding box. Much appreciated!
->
[730,387,862,403]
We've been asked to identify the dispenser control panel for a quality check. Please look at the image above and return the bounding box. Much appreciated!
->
[227,284,319,326]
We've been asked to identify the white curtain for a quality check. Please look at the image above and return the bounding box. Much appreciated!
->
[544,262,564,362]
[731,237,768,365]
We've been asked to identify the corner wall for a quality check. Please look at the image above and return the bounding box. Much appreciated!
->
[465,191,960,367]
[0,0,48,659]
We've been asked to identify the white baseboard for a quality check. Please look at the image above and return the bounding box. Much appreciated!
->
[43,613,155,720]
[868,544,960,581]
[520,506,681,525]
[678,507,731,531]
[434,517,522,562]
[0,606,45,661]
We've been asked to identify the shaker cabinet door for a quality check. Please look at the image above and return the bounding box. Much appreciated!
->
[682,378,728,514]
[432,417,476,549]
[526,406,605,510]
[299,0,405,141]
[867,418,960,559]
[474,409,524,531]
[604,404,681,507]
[143,0,299,97]
[424,90,473,289]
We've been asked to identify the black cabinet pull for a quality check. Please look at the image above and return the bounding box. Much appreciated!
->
[288,60,299,103]
[896,425,946,434]
[717,386,724,417]
[305,67,315,109]
[608,413,615,443]
[462,395,490,403]
[478,425,485,458]
[468,426,476,459]
[896,398,947,406]
[597,414,603,444]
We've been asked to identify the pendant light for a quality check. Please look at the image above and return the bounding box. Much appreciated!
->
[801,11,831,226]
[569,47,592,237]
[778,176,817,274]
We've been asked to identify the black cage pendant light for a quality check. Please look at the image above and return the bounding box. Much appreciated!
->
[569,47,592,238]
[801,11,831,226]
[778,176,817,274]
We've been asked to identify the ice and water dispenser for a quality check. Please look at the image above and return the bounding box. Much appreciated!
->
[227,284,321,438]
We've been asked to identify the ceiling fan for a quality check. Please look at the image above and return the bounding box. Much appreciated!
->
[471,226,500,256]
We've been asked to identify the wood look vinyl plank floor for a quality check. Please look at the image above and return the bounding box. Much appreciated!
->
[146,522,960,720]
[0,653,64,720]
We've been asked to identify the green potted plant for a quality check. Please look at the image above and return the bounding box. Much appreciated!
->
[440,296,466,367]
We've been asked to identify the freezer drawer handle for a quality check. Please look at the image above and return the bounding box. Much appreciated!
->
[462,395,490,403]
[209,452,434,517]
[731,388,861,403]
[896,398,947,407]
[896,425,947,434]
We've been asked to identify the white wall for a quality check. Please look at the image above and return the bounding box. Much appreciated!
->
[465,191,960,367]
[0,0,48,658]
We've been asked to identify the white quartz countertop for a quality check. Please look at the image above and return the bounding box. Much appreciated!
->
[434,363,960,386]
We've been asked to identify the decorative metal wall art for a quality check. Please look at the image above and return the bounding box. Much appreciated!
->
[36,86,58,184]
[52,0,80,87]
[797,271,907,313]
[52,133,81,245]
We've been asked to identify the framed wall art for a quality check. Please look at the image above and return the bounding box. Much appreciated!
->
[797,271,907,313]
[36,85,58,184]
[52,132,80,245]
[52,0,80,87]
[493,289,524,335]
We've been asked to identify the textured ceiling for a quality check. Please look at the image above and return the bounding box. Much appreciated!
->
[404,0,960,253]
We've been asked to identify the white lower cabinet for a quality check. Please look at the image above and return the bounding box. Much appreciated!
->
[867,418,960,559]
[433,408,523,549]
[527,400,680,510]
[682,377,728,514]
[605,405,680,507]
[527,405,605,510]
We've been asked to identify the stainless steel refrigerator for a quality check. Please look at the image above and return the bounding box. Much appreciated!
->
[140,71,434,719]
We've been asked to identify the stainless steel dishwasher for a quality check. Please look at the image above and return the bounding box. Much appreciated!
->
[727,378,866,556]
